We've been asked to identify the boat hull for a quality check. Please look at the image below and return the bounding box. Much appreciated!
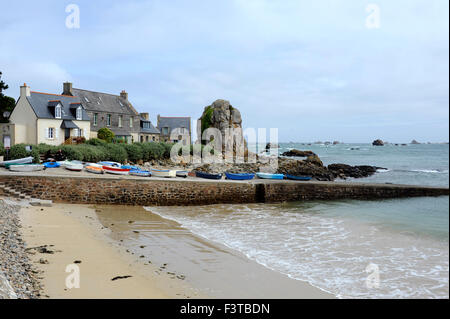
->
[65,164,84,171]
[103,166,130,175]
[285,174,312,181]
[85,166,104,174]
[225,172,255,180]
[8,164,44,172]
[129,169,151,177]
[44,162,60,168]
[256,173,284,180]
[176,171,188,178]
[1,157,33,167]
[150,169,176,178]
[195,171,223,180]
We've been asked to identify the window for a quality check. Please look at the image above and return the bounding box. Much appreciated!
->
[118,115,123,127]
[146,136,149,142]
[140,136,144,143]
[93,113,98,126]
[48,127,55,139]
[55,105,62,119]
[143,122,150,129]
[76,107,82,120]
[162,127,169,135]
[107,114,111,126]
[79,129,83,137]
[152,136,155,141]
[130,117,133,128]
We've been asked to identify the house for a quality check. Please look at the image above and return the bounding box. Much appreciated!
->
[0,83,90,147]
[139,113,160,142]
[157,115,191,145]
[61,82,160,143]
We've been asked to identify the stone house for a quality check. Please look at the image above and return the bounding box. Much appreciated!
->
[0,83,90,147]
[157,115,191,144]
[61,82,159,143]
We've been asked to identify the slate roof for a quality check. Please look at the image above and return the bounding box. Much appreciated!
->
[140,118,160,134]
[157,117,191,135]
[26,92,90,121]
[71,88,139,115]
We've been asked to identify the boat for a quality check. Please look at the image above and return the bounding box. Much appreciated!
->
[85,165,104,174]
[65,163,84,172]
[43,162,60,168]
[57,160,73,167]
[8,164,45,172]
[98,161,121,167]
[1,156,33,167]
[285,174,312,181]
[256,172,284,180]
[195,171,223,180]
[225,172,255,180]
[84,162,103,168]
[103,165,131,175]
[176,170,188,178]
[121,165,139,170]
[129,169,151,177]
[150,168,176,178]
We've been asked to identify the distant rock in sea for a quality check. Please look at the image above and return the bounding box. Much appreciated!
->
[411,139,421,144]
[372,139,384,146]
[281,149,316,157]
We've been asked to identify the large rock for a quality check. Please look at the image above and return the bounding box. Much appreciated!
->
[372,139,384,146]
[281,149,316,157]
[411,139,420,144]
[328,163,385,179]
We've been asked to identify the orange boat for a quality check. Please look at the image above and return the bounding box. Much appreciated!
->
[85,165,104,174]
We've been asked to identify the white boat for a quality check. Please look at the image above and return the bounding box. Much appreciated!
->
[65,163,84,172]
[84,162,103,168]
[103,165,131,175]
[57,160,73,167]
[1,156,33,167]
[8,164,44,172]
[150,168,177,178]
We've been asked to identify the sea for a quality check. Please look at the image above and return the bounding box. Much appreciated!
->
[146,143,449,298]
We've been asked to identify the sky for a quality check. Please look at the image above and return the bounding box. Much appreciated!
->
[0,0,448,143]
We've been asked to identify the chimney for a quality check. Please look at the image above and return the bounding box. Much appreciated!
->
[140,112,149,120]
[157,114,160,127]
[63,82,73,96]
[20,83,30,97]
[120,90,128,100]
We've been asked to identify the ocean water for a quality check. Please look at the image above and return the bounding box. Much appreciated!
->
[149,143,449,298]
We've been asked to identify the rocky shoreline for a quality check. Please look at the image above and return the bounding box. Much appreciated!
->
[0,200,42,299]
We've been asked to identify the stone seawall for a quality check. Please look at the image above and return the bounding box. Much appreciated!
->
[0,175,448,206]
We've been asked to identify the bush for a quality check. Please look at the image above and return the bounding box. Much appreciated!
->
[86,138,107,146]
[159,142,173,159]
[104,143,127,163]
[61,145,84,161]
[0,142,5,157]
[9,144,28,160]
[123,143,143,163]
[97,127,115,143]
[77,144,107,163]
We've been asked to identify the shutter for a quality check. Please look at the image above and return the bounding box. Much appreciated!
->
[55,128,59,140]
[84,129,88,139]
[45,127,49,139]
[74,128,78,137]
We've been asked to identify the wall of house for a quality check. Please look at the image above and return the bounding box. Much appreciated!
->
[8,97,37,145]
[0,123,15,147]
[36,119,91,145]
[139,133,160,142]
[87,111,141,135]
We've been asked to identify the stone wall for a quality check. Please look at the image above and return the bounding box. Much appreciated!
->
[0,175,448,206]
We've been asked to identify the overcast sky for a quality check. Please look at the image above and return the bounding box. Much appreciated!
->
[0,0,448,142]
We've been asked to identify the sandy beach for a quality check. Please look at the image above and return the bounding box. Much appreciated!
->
[18,203,199,298]
[14,201,332,299]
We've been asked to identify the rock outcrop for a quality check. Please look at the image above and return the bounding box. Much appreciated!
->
[281,149,316,157]
[411,139,420,144]
[372,139,384,146]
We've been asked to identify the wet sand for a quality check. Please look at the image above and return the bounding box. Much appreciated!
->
[18,202,332,298]
[19,204,199,298]
[94,205,333,298]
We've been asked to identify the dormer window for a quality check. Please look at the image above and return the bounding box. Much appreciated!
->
[76,107,82,120]
[55,104,62,119]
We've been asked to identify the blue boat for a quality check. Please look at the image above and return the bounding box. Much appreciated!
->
[195,171,223,180]
[98,161,121,167]
[43,162,60,168]
[225,172,255,180]
[285,174,312,181]
[256,172,284,180]
[129,169,151,177]
[121,165,139,170]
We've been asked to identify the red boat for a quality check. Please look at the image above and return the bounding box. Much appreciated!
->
[102,165,130,175]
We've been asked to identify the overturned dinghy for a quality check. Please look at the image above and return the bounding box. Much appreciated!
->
[85,165,104,174]
[150,169,176,178]
[103,166,130,175]
[225,172,255,180]
[256,173,284,180]
[129,169,151,177]
[1,156,34,167]
[8,164,45,172]
[195,171,223,180]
